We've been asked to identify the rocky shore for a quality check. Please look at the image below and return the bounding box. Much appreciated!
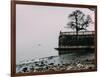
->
[16,53,95,73]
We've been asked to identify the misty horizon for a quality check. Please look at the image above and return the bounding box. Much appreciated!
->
[16,4,95,64]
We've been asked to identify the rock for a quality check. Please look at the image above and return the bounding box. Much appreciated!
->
[22,67,28,72]
[77,63,84,68]
[67,66,73,70]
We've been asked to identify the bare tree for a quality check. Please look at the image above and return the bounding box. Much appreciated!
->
[67,10,92,35]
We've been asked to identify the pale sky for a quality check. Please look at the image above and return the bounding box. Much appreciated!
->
[16,4,95,64]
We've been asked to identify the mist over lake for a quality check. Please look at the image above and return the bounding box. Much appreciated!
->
[16,4,95,64]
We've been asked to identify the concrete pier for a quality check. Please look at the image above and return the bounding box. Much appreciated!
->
[55,31,95,55]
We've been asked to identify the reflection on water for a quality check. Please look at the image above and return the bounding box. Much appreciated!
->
[16,52,95,73]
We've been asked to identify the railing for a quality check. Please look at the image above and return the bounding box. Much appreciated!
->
[60,31,95,35]
[58,46,95,49]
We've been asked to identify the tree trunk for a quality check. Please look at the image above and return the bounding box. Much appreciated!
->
[76,30,78,36]
[76,30,78,45]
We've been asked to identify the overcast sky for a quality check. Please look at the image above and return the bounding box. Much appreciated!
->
[16,4,95,64]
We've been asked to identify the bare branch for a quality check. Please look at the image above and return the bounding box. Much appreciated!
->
[67,10,92,35]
